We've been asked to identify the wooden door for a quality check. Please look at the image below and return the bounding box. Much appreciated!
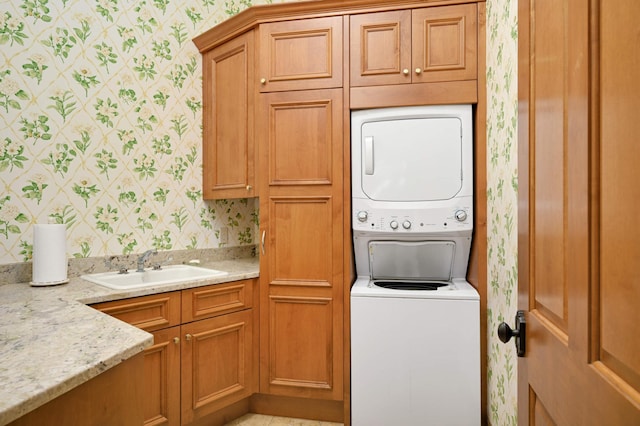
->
[412,3,477,84]
[258,88,344,400]
[258,17,342,92]
[202,30,255,199]
[181,310,253,424]
[349,10,411,87]
[143,327,181,426]
[517,0,640,424]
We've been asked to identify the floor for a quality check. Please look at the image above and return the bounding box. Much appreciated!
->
[224,413,343,426]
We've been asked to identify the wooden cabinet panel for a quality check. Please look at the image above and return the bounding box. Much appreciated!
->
[259,17,342,92]
[412,3,477,83]
[268,197,333,286]
[350,10,411,86]
[265,295,337,397]
[202,31,255,199]
[260,89,342,186]
[182,279,254,323]
[350,3,477,87]
[92,292,181,332]
[143,327,181,426]
[258,87,343,401]
[181,309,253,424]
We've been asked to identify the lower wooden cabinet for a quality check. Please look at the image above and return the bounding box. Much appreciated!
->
[181,310,253,424]
[92,279,256,426]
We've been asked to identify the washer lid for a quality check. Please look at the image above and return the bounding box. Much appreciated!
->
[368,241,455,281]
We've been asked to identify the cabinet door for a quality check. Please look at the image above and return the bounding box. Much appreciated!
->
[181,309,253,424]
[143,327,181,426]
[350,10,411,87]
[202,30,255,199]
[258,89,344,400]
[412,3,477,83]
[258,17,342,92]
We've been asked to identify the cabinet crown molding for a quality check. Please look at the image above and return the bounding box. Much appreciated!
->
[193,0,484,52]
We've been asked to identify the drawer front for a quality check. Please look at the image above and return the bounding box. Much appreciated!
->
[182,279,254,323]
[92,292,181,331]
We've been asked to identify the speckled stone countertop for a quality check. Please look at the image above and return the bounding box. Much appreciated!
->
[0,257,259,426]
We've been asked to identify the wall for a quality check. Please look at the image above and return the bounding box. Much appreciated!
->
[0,0,277,265]
[486,0,518,424]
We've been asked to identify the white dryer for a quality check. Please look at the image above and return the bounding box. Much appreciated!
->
[350,105,480,425]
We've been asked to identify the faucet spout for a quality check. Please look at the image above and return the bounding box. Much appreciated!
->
[136,249,158,272]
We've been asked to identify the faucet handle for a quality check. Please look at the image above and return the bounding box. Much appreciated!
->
[152,263,162,270]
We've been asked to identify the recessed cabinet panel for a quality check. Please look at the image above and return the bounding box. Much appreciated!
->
[350,10,411,87]
[202,31,255,199]
[181,309,253,423]
[267,295,336,397]
[412,4,477,83]
[269,197,333,286]
[259,17,342,92]
[182,280,252,323]
[262,89,341,185]
[92,292,181,332]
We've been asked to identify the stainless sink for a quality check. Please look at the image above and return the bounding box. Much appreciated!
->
[81,265,228,290]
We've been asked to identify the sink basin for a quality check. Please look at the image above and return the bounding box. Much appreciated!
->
[82,265,228,290]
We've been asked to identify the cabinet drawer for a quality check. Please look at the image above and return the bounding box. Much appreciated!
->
[92,292,181,332]
[182,279,254,323]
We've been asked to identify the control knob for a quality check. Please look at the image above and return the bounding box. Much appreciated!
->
[390,220,399,230]
[356,211,368,222]
[402,220,411,229]
[455,210,468,222]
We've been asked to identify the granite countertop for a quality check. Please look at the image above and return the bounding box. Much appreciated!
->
[0,257,259,426]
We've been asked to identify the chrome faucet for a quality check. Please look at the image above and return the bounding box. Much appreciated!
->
[136,249,157,272]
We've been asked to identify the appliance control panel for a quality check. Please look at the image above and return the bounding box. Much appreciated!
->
[352,200,473,233]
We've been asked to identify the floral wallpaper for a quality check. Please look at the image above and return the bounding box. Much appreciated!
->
[486,0,519,424]
[0,0,282,265]
[1,0,520,422]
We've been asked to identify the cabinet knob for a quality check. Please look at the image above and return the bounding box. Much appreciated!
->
[173,337,179,344]
[185,334,192,341]
[402,68,410,75]
[246,185,252,191]
[415,68,422,75]
[260,78,266,85]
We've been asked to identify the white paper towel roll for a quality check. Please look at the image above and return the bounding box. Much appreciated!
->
[31,224,68,286]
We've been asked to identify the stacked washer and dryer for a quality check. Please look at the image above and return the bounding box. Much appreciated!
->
[350,105,480,425]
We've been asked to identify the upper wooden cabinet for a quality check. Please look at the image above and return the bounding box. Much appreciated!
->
[350,3,477,87]
[258,16,343,92]
[202,31,255,199]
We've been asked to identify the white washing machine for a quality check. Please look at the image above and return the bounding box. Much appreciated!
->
[351,269,480,426]
[350,105,480,425]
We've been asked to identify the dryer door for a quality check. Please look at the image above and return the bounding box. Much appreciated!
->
[360,116,463,201]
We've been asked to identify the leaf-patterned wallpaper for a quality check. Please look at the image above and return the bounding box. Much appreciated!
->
[486,0,518,424]
[1,0,519,422]
[0,0,281,264]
